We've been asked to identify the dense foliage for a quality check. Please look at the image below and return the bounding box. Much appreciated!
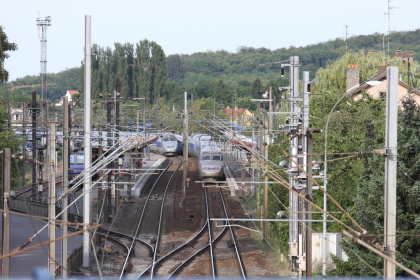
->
[0,26,18,82]
[331,97,420,276]
[0,26,23,189]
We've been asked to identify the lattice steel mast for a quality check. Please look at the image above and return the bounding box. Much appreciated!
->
[36,15,51,112]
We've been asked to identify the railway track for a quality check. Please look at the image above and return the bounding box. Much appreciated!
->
[114,156,182,279]
[135,181,246,279]
[16,175,63,198]
[97,156,248,279]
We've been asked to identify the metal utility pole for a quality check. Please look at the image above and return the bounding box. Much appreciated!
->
[2,148,11,278]
[62,96,69,277]
[281,56,300,272]
[344,25,349,53]
[290,56,300,247]
[302,71,312,275]
[182,92,189,205]
[83,15,92,268]
[115,79,120,209]
[384,66,398,279]
[48,124,56,275]
[36,15,51,119]
[31,91,38,199]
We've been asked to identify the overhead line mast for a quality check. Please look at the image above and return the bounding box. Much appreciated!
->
[36,15,51,117]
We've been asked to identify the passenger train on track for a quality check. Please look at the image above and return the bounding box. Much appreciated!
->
[188,133,224,181]
[149,132,180,156]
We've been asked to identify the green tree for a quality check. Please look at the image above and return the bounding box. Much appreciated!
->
[0,26,18,82]
[250,77,265,98]
[135,39,166,105]
[332,97,420,276]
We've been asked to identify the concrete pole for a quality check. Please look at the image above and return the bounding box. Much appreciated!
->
[191,94,193,134]
[48,124,56,275]
[32,91,38,199]
[22,102,26,186]
[213,97,216,139]
[2,148,11,278]
[269,87,272,140]
[182,92,189,206]
[302,71,312,275]
[62,96,69,277]
[384,66,398,279]
[257,104,262,229]
[7,102,11,130]
[83,15,92,268]
[263,126,268,242]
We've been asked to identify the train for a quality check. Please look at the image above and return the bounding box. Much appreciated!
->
[149,132,180,156]
[69,150,99,181]
[69,151,85,180]
[188,133,224,181]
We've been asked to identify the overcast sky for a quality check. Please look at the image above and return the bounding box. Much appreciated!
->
[2,0,419,81]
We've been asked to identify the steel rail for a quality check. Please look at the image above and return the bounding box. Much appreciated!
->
[205,186,216,278]
[100,226,154,254]
[168,188,228,278]
[151,158,183,278]
[218,187,246,279]
[119,158,172,280]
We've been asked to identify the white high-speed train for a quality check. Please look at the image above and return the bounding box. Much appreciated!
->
[188,133,224,181]
[149,132,180,156]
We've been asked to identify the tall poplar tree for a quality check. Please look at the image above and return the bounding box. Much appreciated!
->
[135,39,166,105]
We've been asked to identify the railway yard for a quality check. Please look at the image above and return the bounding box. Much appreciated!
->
[91,156,280,278]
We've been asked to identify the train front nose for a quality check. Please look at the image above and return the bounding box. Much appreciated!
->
[200,166,222,179]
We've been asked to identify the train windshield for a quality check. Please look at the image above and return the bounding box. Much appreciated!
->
[70,154,85,164]
[201,154,221,161]
[162,136,175,142]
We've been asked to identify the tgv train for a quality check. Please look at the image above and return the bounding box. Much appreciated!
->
[149,132,179,156]
[223,131,257,151]
[189,133,224,181]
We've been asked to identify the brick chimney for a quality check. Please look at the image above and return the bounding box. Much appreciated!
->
[378,65,386,75]
[403,51,413,63]
[346,65,360,91]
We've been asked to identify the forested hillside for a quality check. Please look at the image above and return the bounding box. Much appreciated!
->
[6,67,81,104]
[6,29,420,108]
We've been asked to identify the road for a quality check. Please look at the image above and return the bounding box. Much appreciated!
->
[0,213,82,277]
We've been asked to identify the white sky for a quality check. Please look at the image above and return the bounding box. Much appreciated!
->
[2,0,419,81]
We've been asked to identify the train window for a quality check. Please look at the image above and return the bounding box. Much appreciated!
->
[70,155,75,164]
[202,155,211,160]
[212,155,221,160]
[76,155,85,164]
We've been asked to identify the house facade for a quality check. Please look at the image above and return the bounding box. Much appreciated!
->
[55,90,79,106]
[225,106,253,127]
[347,65,420,106]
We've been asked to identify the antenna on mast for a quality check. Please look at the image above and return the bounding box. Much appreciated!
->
[343,25,349,53]
[36,15,51,118]
[384,0,399,57]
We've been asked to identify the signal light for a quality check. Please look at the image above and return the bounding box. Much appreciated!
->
[281,67,285,77]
